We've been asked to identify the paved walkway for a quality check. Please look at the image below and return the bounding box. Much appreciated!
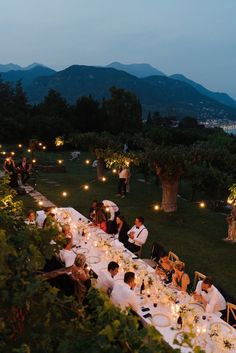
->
[22,184,56,208]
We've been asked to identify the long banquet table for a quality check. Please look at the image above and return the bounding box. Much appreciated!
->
[49,207,236,353]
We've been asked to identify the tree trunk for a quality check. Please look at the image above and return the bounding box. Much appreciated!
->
[160,177,179,213]
[96,158,105,180]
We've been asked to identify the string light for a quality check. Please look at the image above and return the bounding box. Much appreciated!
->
[85,159,90,164]
[38,142,42,146]
[32,159,36,164]
[62,191,68,197]
[2,151,6,155]
[101,177,106,182]
[84,185,89,190]
[27,149,31,153]
[57,160,63,164]
[11,152,15,156]
[112,169,117,173]
[199,202,205,208]
[18,144,22,148]
[42,146,46,150]
[154,204,160,211]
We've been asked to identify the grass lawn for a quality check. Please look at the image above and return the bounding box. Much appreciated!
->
[19,150,236,302]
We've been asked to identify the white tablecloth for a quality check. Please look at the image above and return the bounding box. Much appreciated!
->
[53,207,236,353]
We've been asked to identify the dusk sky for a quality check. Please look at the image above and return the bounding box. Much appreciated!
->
[1,0,236,98]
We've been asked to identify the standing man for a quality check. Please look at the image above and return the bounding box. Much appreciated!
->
[117,166,129,198]
[126,217,148,254]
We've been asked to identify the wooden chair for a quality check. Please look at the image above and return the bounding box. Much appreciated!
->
[226,302,236,327]
[168,251,179,263]
[193,271,206,290]
[142,242,165,268]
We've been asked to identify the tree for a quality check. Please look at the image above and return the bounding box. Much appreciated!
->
[104,87,143,134]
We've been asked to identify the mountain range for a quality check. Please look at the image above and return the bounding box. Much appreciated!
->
[1,62,236,120]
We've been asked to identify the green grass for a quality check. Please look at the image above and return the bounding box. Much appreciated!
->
[20,150,236,302]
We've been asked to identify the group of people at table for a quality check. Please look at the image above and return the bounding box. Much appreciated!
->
[25,199,228,323]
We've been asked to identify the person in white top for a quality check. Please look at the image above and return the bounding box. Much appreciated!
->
[97,261,119,293]
[102,200,119,221]
[111,272,140,314]
[118,166,129,198]
[59,233,76,267]
[193,276,226,314]
[126,217,148,254]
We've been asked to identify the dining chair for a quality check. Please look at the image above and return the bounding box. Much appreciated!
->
[193,271,206,290]
[168,251,179,263]
[226,302,236,327]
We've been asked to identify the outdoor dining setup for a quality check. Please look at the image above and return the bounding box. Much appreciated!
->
[36,207,236,353]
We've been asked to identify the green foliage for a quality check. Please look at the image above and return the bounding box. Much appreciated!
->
[0,176,180,353]
[228,184,236,205]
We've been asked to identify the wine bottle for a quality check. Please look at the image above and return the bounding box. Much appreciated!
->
[177,315,182,329]
[140,279,145,294]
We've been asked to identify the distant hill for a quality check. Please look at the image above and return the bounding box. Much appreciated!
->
[106,62,166,78]
[25,65,236,120]
[170,74,236,109]
[0,66,56,88]
[0,62,49,73]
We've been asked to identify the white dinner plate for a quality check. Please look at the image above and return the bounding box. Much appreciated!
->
[188,302,205,314]
[210,321,233,334]
[152,313,171,327]
[87,256,101,264]
[76,247,89,255]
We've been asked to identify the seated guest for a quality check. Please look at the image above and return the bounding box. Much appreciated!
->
[116,215,129,246]
[25,209,37,226]
[89,200,98,222]
[97,261,119,293]
[156,252,174,284]
[16,156,31,185]
[111,272,140,313]
[94,202,107,232]
[172,261,190,293]
[43,212,57,229]
[59,235,76,267]
[70,254,91,303]
[62,224,72,238]
[37,207,54,228]
[126,217,148,253]
[193,276,226,314]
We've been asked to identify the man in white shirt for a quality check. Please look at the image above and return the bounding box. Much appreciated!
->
[97,261,119,293]
[111,272,140,314]
[118,166,129,198]
[193,276,226,314]
[126,217,148,254]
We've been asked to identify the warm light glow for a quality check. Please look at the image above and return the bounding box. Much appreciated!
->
[38,142,42,146]
[18,144,22,148]
[227,198,233,205]
[101,177,106,182]
[57,160,63,164]
[154,204,160,211]
[62,191,68,197]
[85,159,90,165]
[200,202,205,208]
[112,169,117,173]
[105,207,110,212]
[42,146,46,150]
[55,136,64,147]
[32,159,36,164]
[6,158,10,162]
[84,185,89,190]
[27,149,31,153]
[38,201,43,206]
[11,152,15,156]
[2,151,6,155]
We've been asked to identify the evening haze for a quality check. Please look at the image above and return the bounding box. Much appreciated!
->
[0,0,236,98]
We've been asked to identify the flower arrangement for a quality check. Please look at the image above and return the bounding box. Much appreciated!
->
[210,325,236,352]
